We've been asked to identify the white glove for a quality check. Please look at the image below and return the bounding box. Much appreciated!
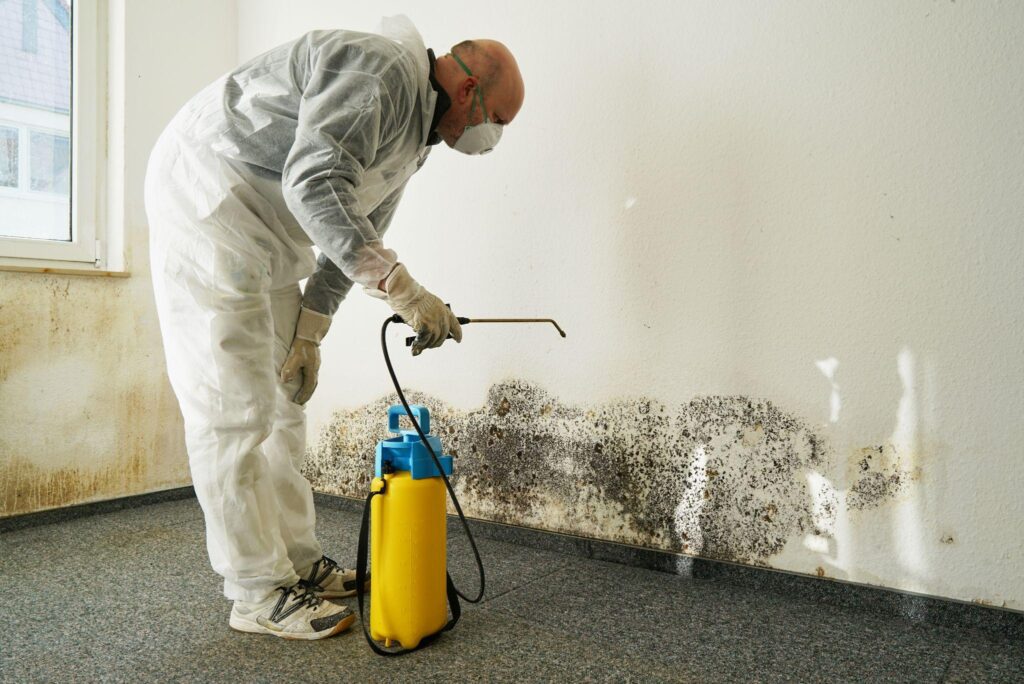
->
[366,263,462,356]
[280,307,331,404]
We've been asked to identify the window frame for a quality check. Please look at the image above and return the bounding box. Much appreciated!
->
[0,0,105,269]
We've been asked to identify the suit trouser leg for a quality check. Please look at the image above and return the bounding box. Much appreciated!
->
[265,284,324,576]
[150,219,301,603]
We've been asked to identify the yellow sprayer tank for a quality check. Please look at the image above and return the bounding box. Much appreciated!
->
[369,405,453,649]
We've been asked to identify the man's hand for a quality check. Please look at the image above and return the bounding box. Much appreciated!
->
[367,263,462,356]
[280,307,331,404]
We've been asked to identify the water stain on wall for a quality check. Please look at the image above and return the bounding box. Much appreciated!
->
[0,272,190,517]
[0,379,187,517]
[1,451,148,514]
[307,380,910,565]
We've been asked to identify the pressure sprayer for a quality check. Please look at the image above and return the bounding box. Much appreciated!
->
[354,311,566,656]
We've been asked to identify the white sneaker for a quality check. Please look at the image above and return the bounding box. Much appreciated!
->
[299,555,368,599]
[229,584,355,640]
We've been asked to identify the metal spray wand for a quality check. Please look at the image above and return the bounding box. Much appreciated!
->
[404,313,567,349]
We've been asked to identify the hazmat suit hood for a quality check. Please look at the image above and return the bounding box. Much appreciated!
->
[377,15,437,150]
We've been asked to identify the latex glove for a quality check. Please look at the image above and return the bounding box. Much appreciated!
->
[365,263,462,356]
[280,307,331,404]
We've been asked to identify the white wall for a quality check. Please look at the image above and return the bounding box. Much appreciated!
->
[239,1,1024,610]
[0,0,238,515]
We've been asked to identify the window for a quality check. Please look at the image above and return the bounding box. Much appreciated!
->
[30,130,71,195]
[0,126,18,188]
[0,0,105,270]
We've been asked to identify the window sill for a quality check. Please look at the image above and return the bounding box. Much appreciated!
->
[0,259,130,278]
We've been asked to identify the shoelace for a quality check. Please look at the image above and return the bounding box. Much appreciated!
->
[303,555,340,592]
[268,583,324,623]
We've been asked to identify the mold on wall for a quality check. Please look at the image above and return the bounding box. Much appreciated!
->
[845,444,919,510]
[305,379,885,566]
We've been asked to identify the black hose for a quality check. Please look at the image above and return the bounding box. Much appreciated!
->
[380,315,486,603]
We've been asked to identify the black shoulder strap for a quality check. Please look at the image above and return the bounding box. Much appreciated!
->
[355,484,461,656]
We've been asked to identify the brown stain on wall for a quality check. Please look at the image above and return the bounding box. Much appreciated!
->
[0,374,187,517]
[2,451,148,514]
[0,270,190,518]
[306,380,884,565]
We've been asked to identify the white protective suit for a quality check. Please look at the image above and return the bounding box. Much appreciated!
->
[145,16,437,602]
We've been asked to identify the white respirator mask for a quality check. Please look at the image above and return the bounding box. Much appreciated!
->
[451,52,502,155]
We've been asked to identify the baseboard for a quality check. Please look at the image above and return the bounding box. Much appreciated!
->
[314,491,1023,640]
[0,486,197,533]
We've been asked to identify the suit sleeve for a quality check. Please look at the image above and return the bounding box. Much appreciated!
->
[282,37,400,291]
[300,178,410,316]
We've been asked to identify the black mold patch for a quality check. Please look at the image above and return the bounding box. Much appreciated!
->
[305,380,864,564]
[846,445,916,509]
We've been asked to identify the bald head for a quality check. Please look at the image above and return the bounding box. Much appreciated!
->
[434,39,525,149]
[451,39,525,122]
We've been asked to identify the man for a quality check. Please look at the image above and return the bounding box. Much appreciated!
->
[144,15,524,640]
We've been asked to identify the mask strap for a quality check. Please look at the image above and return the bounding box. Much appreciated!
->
[451,51,489,124]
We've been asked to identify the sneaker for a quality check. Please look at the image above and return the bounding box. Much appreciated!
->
[299,555,369,599]
[229,584,355,640]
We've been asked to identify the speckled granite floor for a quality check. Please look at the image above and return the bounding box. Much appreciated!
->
[1,498,1021,683]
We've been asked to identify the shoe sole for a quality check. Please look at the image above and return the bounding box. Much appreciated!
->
[229,612,356,640]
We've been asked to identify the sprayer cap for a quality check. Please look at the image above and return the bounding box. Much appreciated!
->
[375,404,454,479]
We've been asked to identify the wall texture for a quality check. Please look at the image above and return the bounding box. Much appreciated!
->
[0,1,238,516]
[238,0,1024,610]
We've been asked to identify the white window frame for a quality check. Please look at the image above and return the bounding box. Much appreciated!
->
[0,0,106,270]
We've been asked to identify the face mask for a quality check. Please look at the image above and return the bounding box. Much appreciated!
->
[451,52,502,155]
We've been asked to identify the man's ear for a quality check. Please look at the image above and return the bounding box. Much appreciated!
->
[459,77,478,103]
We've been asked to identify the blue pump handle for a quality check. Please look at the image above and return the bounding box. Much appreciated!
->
[388,404,429,434]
